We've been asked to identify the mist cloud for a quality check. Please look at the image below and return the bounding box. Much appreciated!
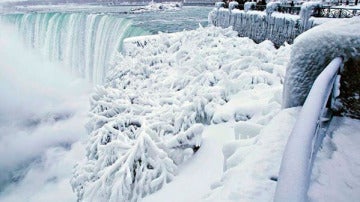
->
[0,23,91,200]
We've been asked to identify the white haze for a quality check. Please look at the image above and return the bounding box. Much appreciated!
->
[0,23,90,201]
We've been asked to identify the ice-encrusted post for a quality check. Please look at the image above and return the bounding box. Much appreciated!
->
[275,57,343,202]
[228,1,239,26]
[215,1,225,9]
[244,2,256,12]
[266,2,280,15]
[229,1,239,11]
[265,2,280,20]
[208,2,225,26]
[299,2,322,30]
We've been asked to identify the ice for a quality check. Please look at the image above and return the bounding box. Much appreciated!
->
[244,2,256,12]
[208,8,304,47]
[299,1,323,29]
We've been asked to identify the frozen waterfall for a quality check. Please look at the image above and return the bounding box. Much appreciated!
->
[0,13,149,84]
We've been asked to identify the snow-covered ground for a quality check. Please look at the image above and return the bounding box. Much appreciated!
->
[309,116,360,202]
[143,124,234,202]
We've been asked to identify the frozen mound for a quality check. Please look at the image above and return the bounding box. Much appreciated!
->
[71,26,290,202]
[283,17,360,108]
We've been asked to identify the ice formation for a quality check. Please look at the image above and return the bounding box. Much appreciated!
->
[229,1,239,11]
[265,2,281,16]
[299,1,322,29]
[244,2,256,12]
[283,17,360,108]
[71,26,290,201]
[208,7,311,47]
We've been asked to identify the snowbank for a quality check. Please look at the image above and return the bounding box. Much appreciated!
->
[205,107,301,201]
[283,17,360,108]
[72,26,290,201]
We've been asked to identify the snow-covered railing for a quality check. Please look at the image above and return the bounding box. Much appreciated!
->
[274,57,343,202]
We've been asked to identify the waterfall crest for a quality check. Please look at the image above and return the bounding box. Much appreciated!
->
[1,13,149,84]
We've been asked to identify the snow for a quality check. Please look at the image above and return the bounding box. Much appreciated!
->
[205,107,301,201]
[275,57,343,202]
[283,17,360,108]
[308,117,360,202]
[2,6,360,202]
[143,124,234,202]
[73,26,291,201]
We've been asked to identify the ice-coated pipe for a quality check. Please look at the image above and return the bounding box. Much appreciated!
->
[274,57,343,202]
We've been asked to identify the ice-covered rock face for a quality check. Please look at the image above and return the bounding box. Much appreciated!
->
[283,17,360,109]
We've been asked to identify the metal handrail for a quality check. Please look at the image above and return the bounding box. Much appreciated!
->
[274,57,343,202]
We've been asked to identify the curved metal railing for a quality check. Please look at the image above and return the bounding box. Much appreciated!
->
[274,57,343,202]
